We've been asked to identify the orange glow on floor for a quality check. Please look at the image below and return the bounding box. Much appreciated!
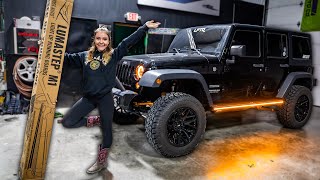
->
[213,99,284,112]
[197,132,287,179]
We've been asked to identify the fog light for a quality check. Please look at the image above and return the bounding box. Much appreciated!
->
[135,82,140,89]
[156,78,162,85]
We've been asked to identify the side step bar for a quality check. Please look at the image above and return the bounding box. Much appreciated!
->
[212,99,284,113]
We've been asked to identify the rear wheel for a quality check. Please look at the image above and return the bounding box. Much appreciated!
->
[145,92,206,157]
[277,85,313,129]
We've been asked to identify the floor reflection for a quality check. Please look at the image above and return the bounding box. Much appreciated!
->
[200,127,312,179]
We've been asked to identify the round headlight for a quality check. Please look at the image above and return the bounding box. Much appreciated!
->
[135,65,145,80]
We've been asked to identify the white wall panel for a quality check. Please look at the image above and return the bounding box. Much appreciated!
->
[311,32,320,44]
[313,65,320,106]
[268,0,302,8]
[312,44,320,65]
[267,5,303,31]
[267,0,320,106]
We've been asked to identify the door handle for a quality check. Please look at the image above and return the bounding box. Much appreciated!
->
[280,64,289,67]
[253,64,264,68]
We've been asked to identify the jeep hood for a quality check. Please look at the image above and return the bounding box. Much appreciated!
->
[120,53,219,67]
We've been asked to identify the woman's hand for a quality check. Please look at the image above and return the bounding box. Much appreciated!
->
[146,20,161,29]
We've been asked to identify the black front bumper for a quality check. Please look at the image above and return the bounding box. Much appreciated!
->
[112,88,138,111]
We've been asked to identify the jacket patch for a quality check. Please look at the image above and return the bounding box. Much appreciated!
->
[90,60,100,70]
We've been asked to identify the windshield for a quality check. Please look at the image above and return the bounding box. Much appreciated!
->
[168,25,231,55]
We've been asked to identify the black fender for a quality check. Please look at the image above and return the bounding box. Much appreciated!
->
[277,72,314,98]
[139,69,213,106]
[112,88,138,111]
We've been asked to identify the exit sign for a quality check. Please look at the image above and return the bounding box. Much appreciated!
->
[125,12,140,22]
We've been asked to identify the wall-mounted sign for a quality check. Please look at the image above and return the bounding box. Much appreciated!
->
[239,0,265,5]
[13,27,40,55]
[124,12,141,22]
[137,0,220,16]
[301,0,320,32]
[148,28,180,35]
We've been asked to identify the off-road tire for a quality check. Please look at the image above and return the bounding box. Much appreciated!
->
[145,92,206,157]
[277,85,313,129]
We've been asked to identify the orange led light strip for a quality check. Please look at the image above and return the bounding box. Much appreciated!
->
[213,99,284,112]
[134,102,154,106]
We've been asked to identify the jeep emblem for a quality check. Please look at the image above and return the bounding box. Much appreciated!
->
[193,28,206,33]
[123,61,128,65]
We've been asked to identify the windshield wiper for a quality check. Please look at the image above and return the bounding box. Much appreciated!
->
[190,48,202,55]
[191,47,209,64]
[172,48,180,53]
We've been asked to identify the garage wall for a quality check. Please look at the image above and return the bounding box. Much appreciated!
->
[4,0,233,54]
[266,0,320,106]
[4,0,233,29]
[3,0,234,104]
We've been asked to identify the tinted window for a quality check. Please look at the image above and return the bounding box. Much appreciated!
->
[232,30,260,57]
[267,33,287,58]
[292,36,311,59]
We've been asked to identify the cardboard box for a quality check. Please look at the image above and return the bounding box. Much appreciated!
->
[19,0,74,179]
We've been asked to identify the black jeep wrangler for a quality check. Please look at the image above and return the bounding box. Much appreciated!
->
[113,23,317,157]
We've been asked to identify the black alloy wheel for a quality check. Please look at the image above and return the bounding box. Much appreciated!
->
[167,107,198,147]
[145,92,206,157]
[294,95,310,122]
[277,85,313,129]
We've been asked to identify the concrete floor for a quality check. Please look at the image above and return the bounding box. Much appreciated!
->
[0,107,320,180]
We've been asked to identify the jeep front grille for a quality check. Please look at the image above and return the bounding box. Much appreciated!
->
[116,63,136,87]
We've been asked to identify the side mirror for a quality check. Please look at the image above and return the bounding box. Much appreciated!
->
[230,45,246,57]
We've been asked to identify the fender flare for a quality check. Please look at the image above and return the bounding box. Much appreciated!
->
[277,72,314,98]
[139,69,213,106]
